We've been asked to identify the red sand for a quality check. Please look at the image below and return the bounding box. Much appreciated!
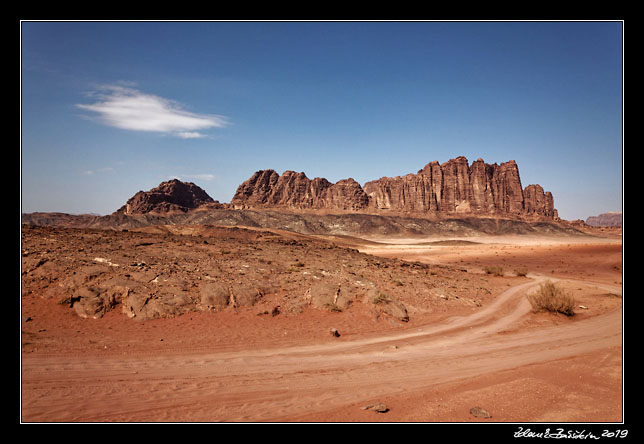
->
[21,231,623,423]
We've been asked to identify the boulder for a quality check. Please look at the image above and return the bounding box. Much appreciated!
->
[469,406,492,419]
[199,282,230,310]
[362,403,389,413]
[360,280,409,322]
[231,284,263,307]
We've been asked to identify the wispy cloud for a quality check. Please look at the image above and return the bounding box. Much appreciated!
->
[76,85,229,138]
[176,131,208,139]
[82,166,115,175]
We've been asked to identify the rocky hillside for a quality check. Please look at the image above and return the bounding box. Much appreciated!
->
[116,179,217,215]
[23,209,585,238]
[231,157,557,220]
[21,224,437,322]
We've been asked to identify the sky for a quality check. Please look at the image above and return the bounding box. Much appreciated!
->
[20,21,623,221]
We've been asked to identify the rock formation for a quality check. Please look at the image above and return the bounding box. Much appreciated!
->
[363,157,530,216]
[116,179,216,215]
[111,157,556,220]
[231,170,369,211]
[231,157,557,220]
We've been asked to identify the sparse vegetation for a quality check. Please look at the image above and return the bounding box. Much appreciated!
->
[324,303,342,312]
[528,280,576,316]
[514,268,528,277]
[484,265,504,276]
[373,292,390,305]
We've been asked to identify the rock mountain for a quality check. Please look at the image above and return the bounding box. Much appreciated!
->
[115,157,556,220]
[116,179,217,215]
[231,157,557,220]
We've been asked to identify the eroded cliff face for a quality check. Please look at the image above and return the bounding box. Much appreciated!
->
[231,170,369,211]
[231,157,556,219]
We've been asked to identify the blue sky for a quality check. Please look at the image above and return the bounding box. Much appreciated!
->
[21,21,623,220]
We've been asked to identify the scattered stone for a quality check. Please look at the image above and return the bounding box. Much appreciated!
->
[579,305,588,310]
[362,403,389,413]
[94,257,119,267]
[330,328,340,337]
[469,406,491,418]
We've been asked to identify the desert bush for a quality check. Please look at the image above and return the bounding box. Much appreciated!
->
[528,280,576,316]
[324,303,342,312]
[372,292,390,305]
[514,268,528,277]
[484,265,504,276]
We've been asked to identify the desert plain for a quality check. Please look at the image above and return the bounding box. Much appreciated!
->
[20,221,622,423]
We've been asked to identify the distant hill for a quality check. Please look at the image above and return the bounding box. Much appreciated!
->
[586,212,622,227]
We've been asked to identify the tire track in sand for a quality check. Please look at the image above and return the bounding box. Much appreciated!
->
[21,276,622,422]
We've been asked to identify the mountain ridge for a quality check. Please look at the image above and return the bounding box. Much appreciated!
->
[231,156,557,220]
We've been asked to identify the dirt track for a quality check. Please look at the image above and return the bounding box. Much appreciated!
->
[21,276,622,422]
[21,227,623,423]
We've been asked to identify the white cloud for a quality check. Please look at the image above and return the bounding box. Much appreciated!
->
[82,166,115,175]
[76,85,229,138]
[176,131,208,139]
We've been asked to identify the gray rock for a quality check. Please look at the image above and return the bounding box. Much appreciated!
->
[362,403,389,413]
[469,406,491,418]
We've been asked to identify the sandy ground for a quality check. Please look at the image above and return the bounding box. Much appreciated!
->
[20,229,623,424]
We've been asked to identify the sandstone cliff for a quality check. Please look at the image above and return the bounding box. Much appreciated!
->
[116,179,216,215]
[231,170,369,211]
[231,157,557,220]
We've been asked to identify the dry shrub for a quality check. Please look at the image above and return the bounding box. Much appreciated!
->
[528,280,576,316]
[484,266,504,276]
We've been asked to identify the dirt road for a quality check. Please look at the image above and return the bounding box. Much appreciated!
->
[21,274,622,422]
